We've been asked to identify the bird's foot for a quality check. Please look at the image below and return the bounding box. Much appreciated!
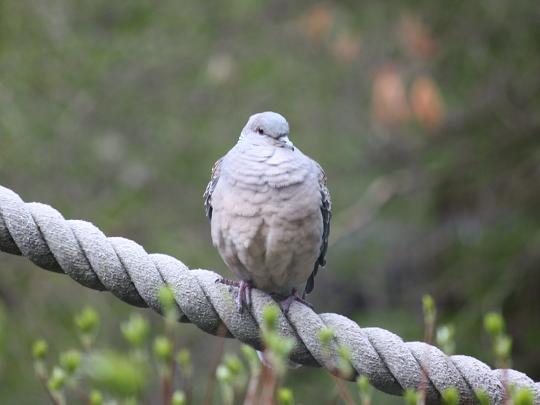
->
[272,288,313,313]
[215,278,241,287]
[215,278,252,313]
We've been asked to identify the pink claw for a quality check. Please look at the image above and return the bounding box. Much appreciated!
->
[216,278,253,313]
[273,288,313,313]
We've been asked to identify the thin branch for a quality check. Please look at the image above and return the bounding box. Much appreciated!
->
[203,322,228,405]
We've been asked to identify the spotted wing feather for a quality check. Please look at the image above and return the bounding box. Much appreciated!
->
[203,157,223,220]
[304,162,332,296]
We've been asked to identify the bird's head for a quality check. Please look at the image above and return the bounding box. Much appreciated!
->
[240,111,294,150]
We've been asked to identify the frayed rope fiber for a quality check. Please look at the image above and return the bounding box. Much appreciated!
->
[0,185,538,404]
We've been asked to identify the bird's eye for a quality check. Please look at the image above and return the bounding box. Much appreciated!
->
[256,127,264,135]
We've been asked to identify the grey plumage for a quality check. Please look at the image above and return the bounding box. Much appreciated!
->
[204,112,331,297]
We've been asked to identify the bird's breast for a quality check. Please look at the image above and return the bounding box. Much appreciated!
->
[213,147,320,219]
[224,144,312,189]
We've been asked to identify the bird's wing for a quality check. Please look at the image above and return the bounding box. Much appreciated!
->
[203,157,224,220]
[304,161,332,296]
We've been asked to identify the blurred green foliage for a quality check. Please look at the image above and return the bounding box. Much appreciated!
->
[85,351,148,397]
[0,0,539,403]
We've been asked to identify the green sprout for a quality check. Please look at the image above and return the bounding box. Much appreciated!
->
[318,327,335,347]
[59,349,81,376]
[47,366,67,392]
[512,387,534,405]
[32,339,49,381]
[158,285,178,322]
[357,375,373,405]
[403,388,420,405]
[262,304,280,332]
[337,345,353,379]
[32,339,49,361]
[176,348,193,377]
[317,326,353,379]
[216,364,234,405]
[277,387,295,405]
[474,389,490,405]
[153,336,173,363]
[442,387,459,405]
[121,314,150,348]
[172,390,187,405]
[484,312,505,337]
[223,353,247,392]
[260,304,295,376]
[241,344,260,374]
[74,307,100,350]
[422,294,436,343]
[436,324,456,355]
[483,311,512,367]
[88,389,103,405]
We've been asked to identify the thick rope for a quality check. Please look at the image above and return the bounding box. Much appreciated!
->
[0,185,538,404]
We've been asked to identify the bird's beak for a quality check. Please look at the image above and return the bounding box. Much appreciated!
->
[279,136,294,151]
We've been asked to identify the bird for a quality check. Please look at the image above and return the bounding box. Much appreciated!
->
[204,111,331,312]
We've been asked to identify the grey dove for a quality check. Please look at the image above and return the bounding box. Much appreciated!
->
[204,112,331,312]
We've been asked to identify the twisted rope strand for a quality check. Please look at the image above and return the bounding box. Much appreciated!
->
[0,185,538,404]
